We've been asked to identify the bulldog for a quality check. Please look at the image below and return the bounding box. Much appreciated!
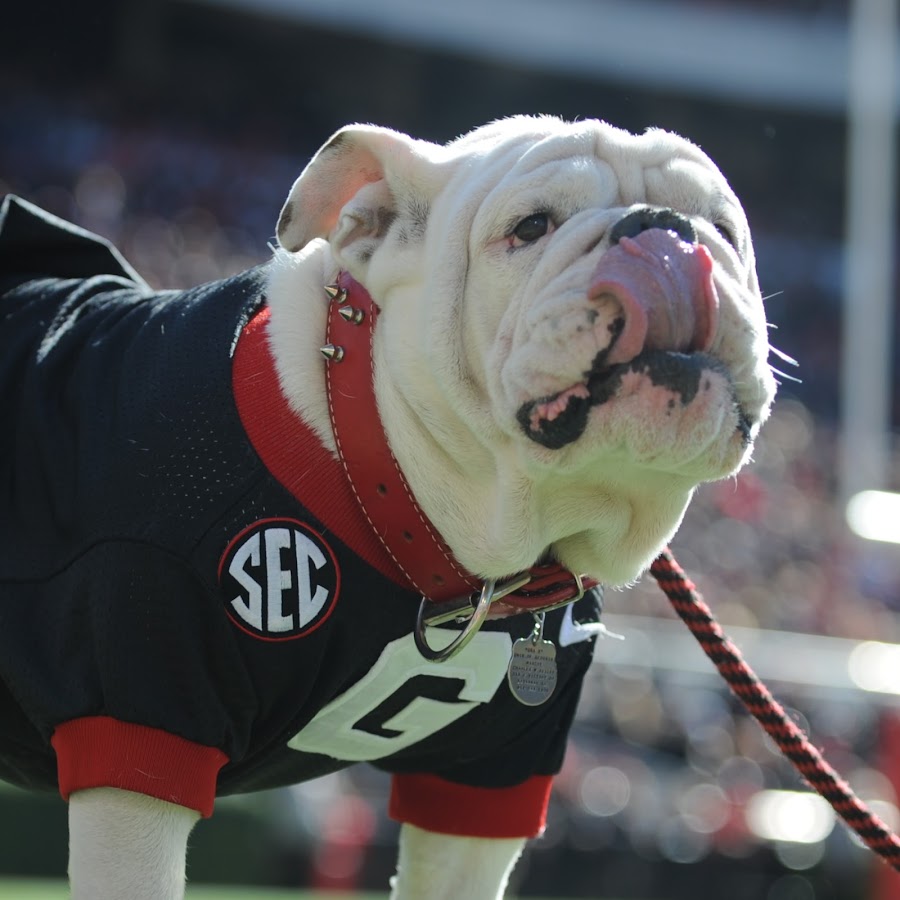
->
[0,115,775,900]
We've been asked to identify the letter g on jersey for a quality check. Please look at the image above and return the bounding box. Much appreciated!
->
[219,518,340,640]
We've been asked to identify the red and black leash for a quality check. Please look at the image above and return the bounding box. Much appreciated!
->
[651,547,900,872]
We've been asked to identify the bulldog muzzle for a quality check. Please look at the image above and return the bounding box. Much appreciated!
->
[517,209,739,450]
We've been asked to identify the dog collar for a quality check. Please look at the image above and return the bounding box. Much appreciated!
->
[321,272,597,659]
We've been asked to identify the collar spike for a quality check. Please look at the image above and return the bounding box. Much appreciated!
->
[338,304,365,325]
[319,343,345,362]
[324,283,348,303]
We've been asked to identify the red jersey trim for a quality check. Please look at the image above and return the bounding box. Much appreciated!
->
[51,716,228,818]
[389,772,553,838]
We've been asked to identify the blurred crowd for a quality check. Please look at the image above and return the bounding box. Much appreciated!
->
[629,399,900,642]
[2,80,899,897]
[0,83,307,289]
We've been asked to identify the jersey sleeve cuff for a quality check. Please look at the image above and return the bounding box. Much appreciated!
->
[51,716,228,818]
[389,772,553,838]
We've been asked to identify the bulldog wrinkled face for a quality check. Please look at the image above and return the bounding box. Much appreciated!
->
[456,122,776,482]
[273,116,777,583]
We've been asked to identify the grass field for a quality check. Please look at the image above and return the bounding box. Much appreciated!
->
[0,881,596,900]
[0,882,387,899]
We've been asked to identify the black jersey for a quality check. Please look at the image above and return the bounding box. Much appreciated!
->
[0,195,602,838]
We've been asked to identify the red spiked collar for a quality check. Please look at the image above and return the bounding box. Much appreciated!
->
[321,272,597,631]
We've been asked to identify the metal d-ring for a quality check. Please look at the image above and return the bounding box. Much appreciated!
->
[414,579,498,663]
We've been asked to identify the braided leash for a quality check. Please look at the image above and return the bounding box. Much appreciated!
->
[650,547,900,872]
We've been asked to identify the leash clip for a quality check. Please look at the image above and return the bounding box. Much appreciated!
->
[414,569,592,662]
[414,572,532,662]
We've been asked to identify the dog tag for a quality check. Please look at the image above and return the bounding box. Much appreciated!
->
[507,614,558,706]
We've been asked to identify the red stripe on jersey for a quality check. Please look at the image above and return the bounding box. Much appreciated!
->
[51,716,227,818]
[389,772,553,838]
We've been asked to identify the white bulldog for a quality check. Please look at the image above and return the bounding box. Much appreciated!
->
[272,115,774,897]
[269,114,774,585]
[24,115,775,899]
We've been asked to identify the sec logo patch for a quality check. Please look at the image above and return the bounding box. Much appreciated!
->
[219,519,340,641]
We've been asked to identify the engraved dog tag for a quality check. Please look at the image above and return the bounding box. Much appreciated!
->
[507,614,558,706]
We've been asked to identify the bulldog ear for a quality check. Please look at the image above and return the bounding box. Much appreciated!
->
[276,124,428,255]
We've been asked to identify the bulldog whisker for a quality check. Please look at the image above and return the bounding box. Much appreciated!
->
[769,365,802,384]
[768,343,799,366]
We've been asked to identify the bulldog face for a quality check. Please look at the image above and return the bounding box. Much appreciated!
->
[275,116,776,584]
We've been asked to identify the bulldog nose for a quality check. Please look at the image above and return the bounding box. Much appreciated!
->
[609,207,697,246]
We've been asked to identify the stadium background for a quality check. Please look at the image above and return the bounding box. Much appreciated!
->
[1,0,898,897]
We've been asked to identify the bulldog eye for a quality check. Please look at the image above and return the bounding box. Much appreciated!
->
[714,221,738,249]
[511,212,552,246]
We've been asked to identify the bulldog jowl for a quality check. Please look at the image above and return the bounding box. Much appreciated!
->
[517,227,735,450]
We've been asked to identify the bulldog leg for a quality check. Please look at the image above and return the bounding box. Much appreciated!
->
[68,788,198,900]
[390,823,525,900]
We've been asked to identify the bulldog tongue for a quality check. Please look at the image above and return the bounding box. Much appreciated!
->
[589,229,718,365]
